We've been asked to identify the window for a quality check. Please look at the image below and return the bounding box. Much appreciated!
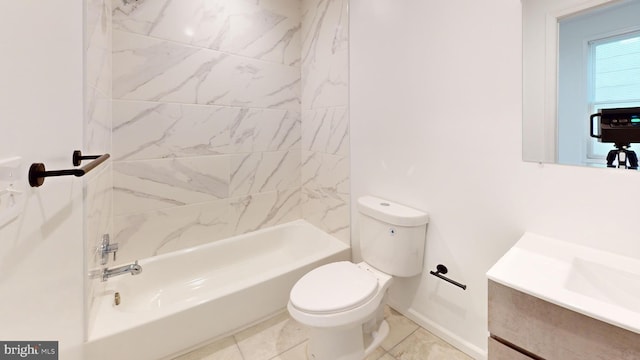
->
[557,2,640,167]
[588,31,640,159]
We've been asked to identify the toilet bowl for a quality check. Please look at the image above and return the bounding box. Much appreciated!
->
[288,261,392,359]
[288,196,429,360]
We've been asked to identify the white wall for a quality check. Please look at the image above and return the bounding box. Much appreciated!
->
[0,1,85,359]
[351,0,640,358]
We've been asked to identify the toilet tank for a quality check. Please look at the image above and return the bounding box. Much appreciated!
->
[358,196,429,277]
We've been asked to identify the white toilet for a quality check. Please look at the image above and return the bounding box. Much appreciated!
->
[288,195,429,360]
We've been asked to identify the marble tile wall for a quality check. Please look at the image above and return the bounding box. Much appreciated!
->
[300,0,350,243]
[84,0,113,339]
[111,0,304,264]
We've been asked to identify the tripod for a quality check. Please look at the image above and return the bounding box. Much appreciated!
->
[606,143,638,169]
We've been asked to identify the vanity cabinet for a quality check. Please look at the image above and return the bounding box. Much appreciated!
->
[488,280,640,360]
[487,337,533,360]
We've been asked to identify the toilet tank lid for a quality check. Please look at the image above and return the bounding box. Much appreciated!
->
[358,196,429,226]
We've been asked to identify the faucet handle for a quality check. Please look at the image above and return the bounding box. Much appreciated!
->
[112,245,118,262]
[100,234,119,265]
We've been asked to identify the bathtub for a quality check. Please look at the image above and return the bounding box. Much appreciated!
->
[85,220,350,360]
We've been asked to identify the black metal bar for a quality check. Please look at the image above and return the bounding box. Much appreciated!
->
[73,150,101,166]
[429,264,467,290]
[29,152,110,187]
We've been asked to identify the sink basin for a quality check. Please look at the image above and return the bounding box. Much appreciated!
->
[565,258,640,313]
[487,232,640,334]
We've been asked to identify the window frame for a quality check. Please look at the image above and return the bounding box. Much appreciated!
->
[585,28,640,161]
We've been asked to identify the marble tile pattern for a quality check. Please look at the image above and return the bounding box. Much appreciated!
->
[113,188,301,264]
[301,167,349,241]
[228,188,301,235]
[114,199,230,262]
[301,106,348,156]
[85,86,112,156]
[230,150,301,197]
[85,0,112,155]
[112,0,301,66]
[87,0,112,97]
[84,164,112,339]
[112,30,301,110]
[112,101,301,161]
[301,0,348,110]
[111,0,349,260]
[111,0,304,262]
[113,156,230,215]
[84,0,112,341]
[172,307,472,360]
[300,0,350,243]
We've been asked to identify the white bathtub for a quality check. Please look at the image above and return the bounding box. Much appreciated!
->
[85,220,350,360]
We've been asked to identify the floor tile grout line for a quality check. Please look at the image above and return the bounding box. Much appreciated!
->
[385,326,420,356]
[231,317,308,360]
[232,335,247,360]
[177,309,473,360]
[265,338,308,360]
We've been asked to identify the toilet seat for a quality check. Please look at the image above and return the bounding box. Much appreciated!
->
[290,261,378,314]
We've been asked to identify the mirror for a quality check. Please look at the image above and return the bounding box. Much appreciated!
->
[523,0,640,167]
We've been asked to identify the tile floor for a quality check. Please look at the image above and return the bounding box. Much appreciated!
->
[173,307,472,360]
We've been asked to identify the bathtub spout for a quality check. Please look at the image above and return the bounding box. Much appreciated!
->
[102,260,142,282]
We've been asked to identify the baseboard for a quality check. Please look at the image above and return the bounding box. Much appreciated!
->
[387,302,488,360]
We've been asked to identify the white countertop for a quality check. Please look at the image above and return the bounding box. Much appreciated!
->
[487,233,640,335]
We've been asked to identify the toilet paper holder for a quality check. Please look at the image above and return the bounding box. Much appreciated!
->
[429,264,467,290]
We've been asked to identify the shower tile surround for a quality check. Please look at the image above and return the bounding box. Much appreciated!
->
[300,0,350,242]
[85,0,113,340]
[110,0,349,265]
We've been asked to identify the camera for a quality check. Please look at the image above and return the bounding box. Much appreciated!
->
[590,107,640,145]
[590,107,640,169]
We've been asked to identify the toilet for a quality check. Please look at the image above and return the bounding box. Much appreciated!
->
[287,195,429,360]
